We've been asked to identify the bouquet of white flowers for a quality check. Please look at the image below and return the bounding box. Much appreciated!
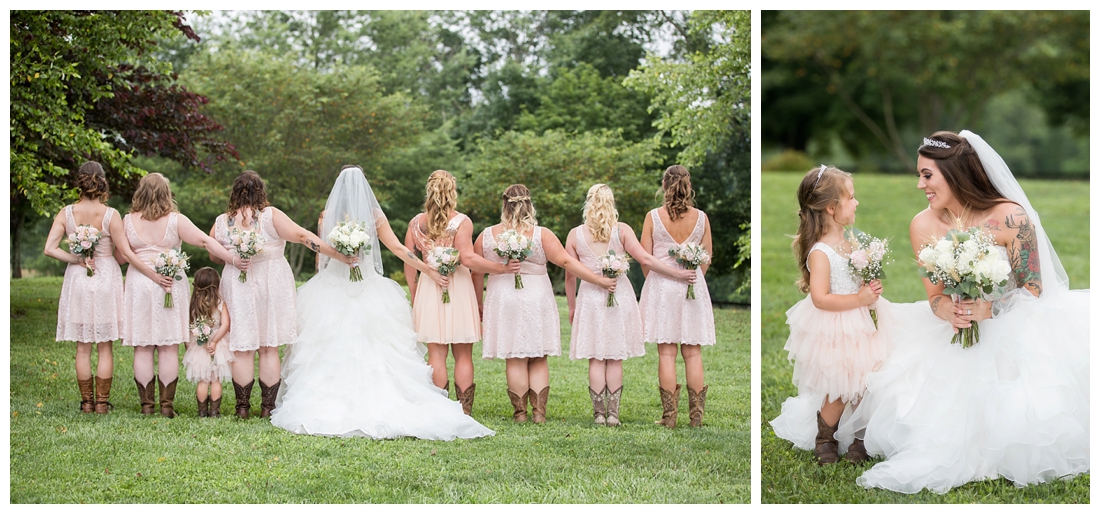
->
[327,220,371,282]
[595,249,630,307]
[844,227,891,328]
[425,246,460,303]
[155,249,190,308]
[668,242,710,300]
[493,229,533,289]
[229,228,265,283]
[917,226,1011,348]
[65,225,102,276]
[190,317,214,346]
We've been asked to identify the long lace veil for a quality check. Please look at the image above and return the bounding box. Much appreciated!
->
[960,130,1070,294]
[317,167,384,276]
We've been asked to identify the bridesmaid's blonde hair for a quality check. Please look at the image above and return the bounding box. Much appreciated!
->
[130,173,178,220]
[583,184,618,243]
[501,184,537,233]
[424,170,457,240]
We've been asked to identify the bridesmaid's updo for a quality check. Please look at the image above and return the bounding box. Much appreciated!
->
[226,170,271,224]
[75,161,109,201]
[661,165,695,221]
[918,131,1009,212]
[501,184,537,234]
[130,173,178,220]
[424,170,457,240]
[583,184,618,243]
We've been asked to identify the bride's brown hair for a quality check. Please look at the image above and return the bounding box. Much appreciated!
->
[792,165,850,294]
[918,131,1012,213]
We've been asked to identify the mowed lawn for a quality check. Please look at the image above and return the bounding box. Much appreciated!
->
[9,278,749,503]
[761,172,1090,503]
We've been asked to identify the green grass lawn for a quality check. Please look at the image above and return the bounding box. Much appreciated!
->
[9,278,748,503]
[761,172,1090,503]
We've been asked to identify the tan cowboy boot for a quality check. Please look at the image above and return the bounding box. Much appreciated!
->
[507,389,529,422]
[158,377,178,418]
[77,378,95,413]
[530,386,549,424]
[605,386,623,427]
[656,384,680,429]
[589,387,607,425]
[455,383,476,416]
[93,376,112,414]
[688,385,708,428]
[134,377,156,415]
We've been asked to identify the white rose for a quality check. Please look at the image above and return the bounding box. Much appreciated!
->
[918,246,936,265]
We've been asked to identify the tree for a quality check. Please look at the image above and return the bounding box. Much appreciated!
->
[10,10,237,277]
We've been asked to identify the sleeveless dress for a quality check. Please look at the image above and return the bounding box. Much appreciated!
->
[181,303,235,383]
[56,206,125,343]
[638,209,716,345]
[568,225,645,361]
[770,242,892,450]
[410,213,481,344]
[837,246,1089,494]
[213,207,298,351]
[480,226,561,359]
[121,212,190,346]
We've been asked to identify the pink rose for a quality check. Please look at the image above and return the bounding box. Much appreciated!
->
[81,241,92,249]
[850,249,869,270]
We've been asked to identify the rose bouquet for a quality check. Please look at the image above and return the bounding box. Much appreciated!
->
[493,229,533,289]
[668,242,710,299]
[155,249,190,308]
[844,227,891,328]
[425,246,460,303]
[595,249,630,307]
[917,226,1011,348]
[327,220,371,282]
[190,317,214,346]
[65,225,102,276]
[229,228,265,283]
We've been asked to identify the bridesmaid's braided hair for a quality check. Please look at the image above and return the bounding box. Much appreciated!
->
[75,161,109,201]
[661,165,695,221]
[583,184,618,243]
[501,184,537,234]
[792,165,851,294]
[226,170,271,225]
[424,170,458,240]
[189,267,221,323]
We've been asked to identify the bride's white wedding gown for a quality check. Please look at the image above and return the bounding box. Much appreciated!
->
[837,247,1089,493]
[270,259,494,440]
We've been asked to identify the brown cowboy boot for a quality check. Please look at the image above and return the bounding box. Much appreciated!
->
[158,377,178,418]
[815,412,840,465]
[656,384,680,429]
[233,380,254,419]
[455,383,476,416]
[688,385,708,428]
[530,386,549,424]
[209,396,222,418]
[134,377,156,415]
[94,376,112,414]
[846,438,869,465]
[77,378,95,413]
[197,394,209,418]
[605,386,623,427]
[589,387,607,426]
[507,389,528,422]
[259,379,280,418]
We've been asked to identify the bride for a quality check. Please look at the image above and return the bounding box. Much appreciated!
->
[837,130,1089,493]
[270,166,494,440]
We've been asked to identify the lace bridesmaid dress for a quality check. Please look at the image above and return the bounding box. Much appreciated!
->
[568,225,644,360]
[213,207,298,351]
[638,209,716,346]
[121,212,190,346]
[410,213,481,344]
[56,206,125,343]
[480,226,561,359]
[182,304,235,383]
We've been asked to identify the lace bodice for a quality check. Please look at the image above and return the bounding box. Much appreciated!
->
[214,207,286,264]
[650,209,707,267]
[482,225,548,275]
[411,213,466,253]
[808,242,860,295]
[575,225,622,271]
[65,206,117,258]
[124,212,181,264]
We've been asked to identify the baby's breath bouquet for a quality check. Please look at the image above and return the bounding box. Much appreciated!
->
[65,225,102,276]
[327,220,371,282]
[229,228,265,283]
[595,250,630,307]
[425,246,460,303]
[154,249,190,308]
[668,242,710,300]
[493,229,533,289]
[844,227,891,328]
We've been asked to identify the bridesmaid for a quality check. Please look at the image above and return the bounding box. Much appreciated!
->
[122,173,241,417]
[564,184,696,426]
[209,170,353,419]
[44,162,160,413]
[639,165,716,428]
[473,184,615,423]
[403,170,520,415]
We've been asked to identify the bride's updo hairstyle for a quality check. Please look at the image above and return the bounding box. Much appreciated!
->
[75,161,109,201]
[130,173,178,220]
[918,131,1011,212]
[661,165,695,221]
[583,184,618,243]
[424,170,458,240]
[500,184,537,233]
[792,165,851,293]
[226,170,271,224]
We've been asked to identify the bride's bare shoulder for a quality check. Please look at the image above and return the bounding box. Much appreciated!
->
[909,208,939,232]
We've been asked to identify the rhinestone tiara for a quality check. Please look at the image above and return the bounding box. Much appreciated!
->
[921,138,951,150]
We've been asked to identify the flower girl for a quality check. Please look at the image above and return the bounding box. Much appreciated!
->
[769,165,889,465]
[182,267,235,417]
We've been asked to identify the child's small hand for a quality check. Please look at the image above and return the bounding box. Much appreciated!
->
[206,340,217,355]
[868,279,883,296]
[858,284,880,306]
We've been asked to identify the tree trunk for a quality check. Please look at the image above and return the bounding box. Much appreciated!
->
[10,196,25,279]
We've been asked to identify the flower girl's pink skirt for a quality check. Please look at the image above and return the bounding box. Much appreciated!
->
[182,341,235,383]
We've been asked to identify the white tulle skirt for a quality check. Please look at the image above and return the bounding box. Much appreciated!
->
[837,289,1090,494]
[270,264,495,441]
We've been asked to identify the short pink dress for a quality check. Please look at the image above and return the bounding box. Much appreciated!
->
[568,225,644,361]
[213,207,298,351]
[410,213,481,344]
[56,206,125,343]
[182,303,235,383]
[480,226,561,359]
[638,209,716,346]
[121,212,190,346]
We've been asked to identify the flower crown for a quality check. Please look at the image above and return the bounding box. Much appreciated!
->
[506,195,530,203]
[921,138,951,150]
